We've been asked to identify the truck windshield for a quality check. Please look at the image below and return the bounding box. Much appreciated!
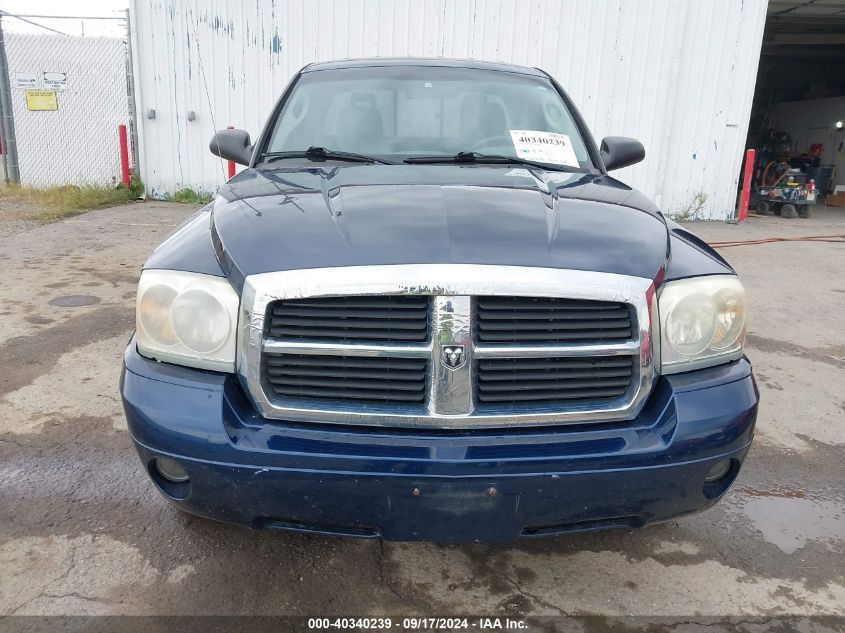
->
[261,65,595,171]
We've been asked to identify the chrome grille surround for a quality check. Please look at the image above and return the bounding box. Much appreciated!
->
[238,265,658,429]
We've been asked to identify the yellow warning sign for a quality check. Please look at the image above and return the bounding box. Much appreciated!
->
[25,90,58,111]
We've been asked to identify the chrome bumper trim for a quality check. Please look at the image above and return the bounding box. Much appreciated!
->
[473,341,641,359]
[262,340,432,358]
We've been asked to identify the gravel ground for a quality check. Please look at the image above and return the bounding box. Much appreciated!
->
[0,195,41,238]
[0,201,843,627]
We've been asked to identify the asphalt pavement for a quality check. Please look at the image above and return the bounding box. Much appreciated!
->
[0,201,843,625]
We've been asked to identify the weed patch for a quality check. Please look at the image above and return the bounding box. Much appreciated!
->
[0,177,143,222]
[670,191,709,221]
[171,188,213,205]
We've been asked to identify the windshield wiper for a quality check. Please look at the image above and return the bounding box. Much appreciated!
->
[404,151,581,172]
[261,146,395,165]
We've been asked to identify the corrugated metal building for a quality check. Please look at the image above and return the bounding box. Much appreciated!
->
[129,0,768,219]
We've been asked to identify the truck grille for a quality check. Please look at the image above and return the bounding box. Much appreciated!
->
[476,356,635,406]
[265,353,428,404]
[476,296,633,343]
[242,265,654,428]
[267,296,430,342]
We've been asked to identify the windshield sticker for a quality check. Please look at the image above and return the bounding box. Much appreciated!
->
[509,130,579,167]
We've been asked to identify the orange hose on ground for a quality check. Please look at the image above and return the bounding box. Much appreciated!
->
[709,235,845,248]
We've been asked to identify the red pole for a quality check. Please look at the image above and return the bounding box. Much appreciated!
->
[118,124,131,187]
[226,125,236,179]
[737,148,755,223]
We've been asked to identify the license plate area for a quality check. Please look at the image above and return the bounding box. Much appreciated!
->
[388,482,519,538]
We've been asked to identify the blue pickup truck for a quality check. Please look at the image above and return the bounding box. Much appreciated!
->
[120,58,758,542]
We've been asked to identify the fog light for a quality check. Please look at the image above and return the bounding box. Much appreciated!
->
[704,459,731,483]
[154,457,189,483]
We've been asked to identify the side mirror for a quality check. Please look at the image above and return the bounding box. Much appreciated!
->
[600,136,645,171]
[209,129,252,166]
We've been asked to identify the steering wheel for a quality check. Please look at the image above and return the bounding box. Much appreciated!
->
[470,134,514,151]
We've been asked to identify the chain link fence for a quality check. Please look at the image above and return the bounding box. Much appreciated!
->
[1,29,134,188]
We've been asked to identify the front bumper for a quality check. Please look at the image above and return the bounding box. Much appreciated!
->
[120,340,758,542]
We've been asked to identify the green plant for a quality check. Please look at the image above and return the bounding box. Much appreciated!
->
[670,191,708,221]
[171,187,213,204]
[128,170,145,198]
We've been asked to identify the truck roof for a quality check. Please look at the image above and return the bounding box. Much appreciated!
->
[301,57,546,77]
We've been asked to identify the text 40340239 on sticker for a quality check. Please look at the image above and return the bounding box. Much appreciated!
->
[509,130,580,166]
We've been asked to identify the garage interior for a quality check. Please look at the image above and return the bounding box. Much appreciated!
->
[747,0,845,214]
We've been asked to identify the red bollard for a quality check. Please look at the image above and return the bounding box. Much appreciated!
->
[227,125,236,179]
[118,124,131,187]
[737,148,755,223]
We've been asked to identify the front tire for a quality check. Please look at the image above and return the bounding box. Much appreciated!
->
[757,201,770,215]
[781,204,798,219]
[798,204,812,218]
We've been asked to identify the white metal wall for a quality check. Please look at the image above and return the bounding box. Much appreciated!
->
[129,0,767,219]
[6,34,130,188]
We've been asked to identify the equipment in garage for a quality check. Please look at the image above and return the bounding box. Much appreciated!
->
[754,140,825,218]
[756,168,817,218]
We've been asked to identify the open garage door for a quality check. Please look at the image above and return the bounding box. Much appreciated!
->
[746,0,845,214]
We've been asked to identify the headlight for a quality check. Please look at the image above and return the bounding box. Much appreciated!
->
[136,270,240,372]
[658,275,746,374]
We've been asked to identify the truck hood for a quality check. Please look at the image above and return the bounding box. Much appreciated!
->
[211,165,669,290]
